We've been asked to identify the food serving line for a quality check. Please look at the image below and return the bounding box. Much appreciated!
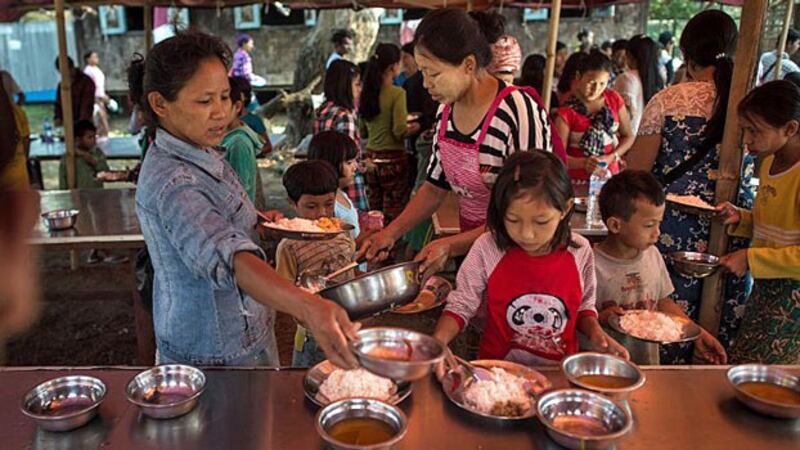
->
[2,364,798,449]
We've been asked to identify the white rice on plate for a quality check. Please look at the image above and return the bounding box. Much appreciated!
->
[318,368,395,402]
[619,310,685,342]
[271,218,324,232]
[463,368,532,417]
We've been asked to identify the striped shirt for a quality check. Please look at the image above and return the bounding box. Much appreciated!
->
[426,82,552,189]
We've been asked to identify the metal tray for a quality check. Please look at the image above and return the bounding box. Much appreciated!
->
[303,360,412,407]
[262,222,355,241]
[441,360,551,422]
[608,311,702,344]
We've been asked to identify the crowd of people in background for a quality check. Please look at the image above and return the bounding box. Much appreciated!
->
[0,7,798,368]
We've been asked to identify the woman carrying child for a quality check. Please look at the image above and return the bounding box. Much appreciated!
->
[433,151,628,365]
[131,31,359,368]
[315,60,368,214]
[360,9,559,275]
[718,80,800,364]
[555,50,635,181]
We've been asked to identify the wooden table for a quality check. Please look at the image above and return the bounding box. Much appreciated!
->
[2,365,798,449]
[31,189,154,365]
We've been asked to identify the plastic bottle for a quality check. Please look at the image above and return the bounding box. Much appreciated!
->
[586,160,611,229]
[43,119,54,143]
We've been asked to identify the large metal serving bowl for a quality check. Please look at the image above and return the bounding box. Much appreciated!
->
[319,262,422,320]
[126,365,206,419]
[41,209,79,231]
[20,375,106,432]
[727,364,800,418]
[316,398,408,450]
[351,327,445,381]
[537,389,632,450]
[671,251,720,278]
[562,352,646,400]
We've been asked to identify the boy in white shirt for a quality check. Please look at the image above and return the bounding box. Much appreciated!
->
[594,170,726,365]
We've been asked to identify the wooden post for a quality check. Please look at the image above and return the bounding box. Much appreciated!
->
[144,3,153,52]
[774,0,795,81]
[698,0,769,336]
[542,0,562,113]
[55,0,75,189]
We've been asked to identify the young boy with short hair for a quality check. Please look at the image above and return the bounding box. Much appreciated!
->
[594,170,727,365]
[276,160,357,367]
[59,120,109,190]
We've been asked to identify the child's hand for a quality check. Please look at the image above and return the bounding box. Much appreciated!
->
[694,330,728,364]
[715,202,740,225]
[589,329,630,360]
[598,305,626,325]
[719,249,749,277]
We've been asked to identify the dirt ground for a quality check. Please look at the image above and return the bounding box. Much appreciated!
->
[6,162,475,367]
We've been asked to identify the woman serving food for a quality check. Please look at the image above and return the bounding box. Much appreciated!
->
[359,8,561,274]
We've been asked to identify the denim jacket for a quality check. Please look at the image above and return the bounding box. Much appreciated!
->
[136,129,277,366]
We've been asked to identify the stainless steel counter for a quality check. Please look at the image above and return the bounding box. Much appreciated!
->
[2,366,798,449]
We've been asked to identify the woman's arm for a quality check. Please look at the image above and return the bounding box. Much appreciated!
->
[614,105,635,157]
[625,134,661,172]
[357,181,448,260]
[556,115,588,172]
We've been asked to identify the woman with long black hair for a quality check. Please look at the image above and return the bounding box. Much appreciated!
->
[359,43,414,221]
[613,35,664,133]
[626,10,754,364]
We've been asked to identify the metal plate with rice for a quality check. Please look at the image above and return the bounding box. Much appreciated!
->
[303,360,412,407]
[262,222,355,241]
[441,360,551,421]
[608,311,702,344]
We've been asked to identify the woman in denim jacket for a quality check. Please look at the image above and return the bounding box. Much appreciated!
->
[128,31,359,368]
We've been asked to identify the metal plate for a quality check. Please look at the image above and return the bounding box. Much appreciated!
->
[262,222,355,241]
[441,360,551,422]
[302,360,412,407]
[666,196,717,216]
[608,311,702,344]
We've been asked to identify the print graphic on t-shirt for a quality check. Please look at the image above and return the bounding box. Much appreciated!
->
[616,272,656,310]
[450,182,475,199]
[505,293,569,355]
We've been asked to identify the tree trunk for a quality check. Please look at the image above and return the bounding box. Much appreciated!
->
[274,9,380,150]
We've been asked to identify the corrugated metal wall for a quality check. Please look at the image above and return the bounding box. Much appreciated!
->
[0,19,77,95]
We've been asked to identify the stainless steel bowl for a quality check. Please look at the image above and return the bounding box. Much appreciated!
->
[351,327,445,381]
[316,398,408,450]
[671,251,720,278]
[126,365,206,419]
[319,262,422,320]
[727,364,800,418]
[537,389,632,450]
[562,352,646,400]
[41,209,79,231]
[20,375,106,431]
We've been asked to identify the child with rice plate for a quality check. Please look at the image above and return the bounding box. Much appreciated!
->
[593,170,726,365]
[718,80,800,364]
[433,150,628,365]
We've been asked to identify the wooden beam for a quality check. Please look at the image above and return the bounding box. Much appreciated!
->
[144,3,153,52]
[774,0,795,81]
[542,1,562,113]
[55,0,76,189]
[698,0,769,336]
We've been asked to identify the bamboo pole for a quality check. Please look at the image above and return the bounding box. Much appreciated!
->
[55,0,75,189]
[542,1,562,113]
[144,3,153,52]
[774,0,795,81]
[698,0,769,336]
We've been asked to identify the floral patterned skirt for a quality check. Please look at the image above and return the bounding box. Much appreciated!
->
[728,278,800,365]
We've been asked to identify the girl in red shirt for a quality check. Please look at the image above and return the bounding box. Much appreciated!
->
[555,51,635,181]
[433,151,628,366]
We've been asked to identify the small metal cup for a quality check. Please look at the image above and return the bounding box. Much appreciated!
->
[20,375,106,432]
[727,364,800,418]
[316,398,407,450]
[41,209,79,231]
[671,251,720,278]
[351,327,445,381]
[562,352,646,400]
[126,365,206,419]
[537,389,632,450]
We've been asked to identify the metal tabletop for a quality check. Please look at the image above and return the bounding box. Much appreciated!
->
[31,189,143,250]
[29,137,142,161]
[2,366,797,450]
